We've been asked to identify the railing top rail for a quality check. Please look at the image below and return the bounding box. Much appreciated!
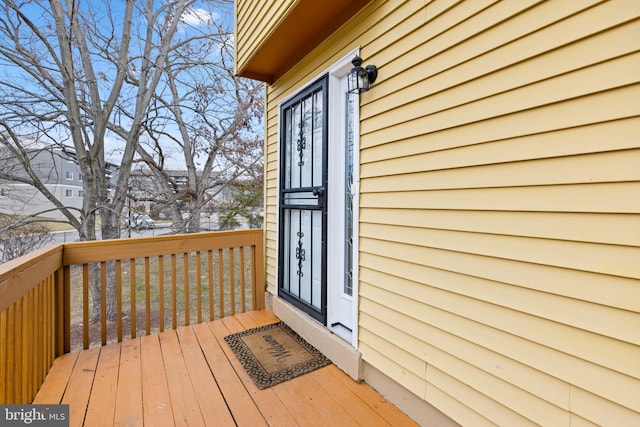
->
[62,229,264,266]
[0,244,63,312]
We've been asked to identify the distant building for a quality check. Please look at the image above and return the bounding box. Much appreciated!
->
[0,147,117,220]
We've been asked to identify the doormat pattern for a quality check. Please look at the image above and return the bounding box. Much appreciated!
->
[224,322,331,389]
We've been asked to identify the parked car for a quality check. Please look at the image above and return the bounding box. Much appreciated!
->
[125,214,155,229]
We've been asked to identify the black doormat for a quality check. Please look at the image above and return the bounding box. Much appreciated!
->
[224,322,331,389]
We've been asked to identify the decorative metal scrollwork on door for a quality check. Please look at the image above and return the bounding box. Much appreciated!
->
[295,231,306,276]
[296,122,306,166]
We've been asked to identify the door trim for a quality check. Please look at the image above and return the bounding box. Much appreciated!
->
[275,49,361,348]
[326,49,361,347]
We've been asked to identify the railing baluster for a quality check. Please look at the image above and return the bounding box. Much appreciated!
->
[34,283,41,394]
[183,253,189,326]
[83,264,89,350]
[100,262,107,346]
[17,300,23,404]
[218,248,224,319]
[38,280,45,391]
[116,260,122,342]
[46,276,52,380]
[48,275,54,379]
[7,305,14,403]
[254,237,265,310]
[33,285,40,396]
[158,255,164,333]
[31,287,38,398]
[62,266,71,354]
[49,274,56,371]
[130,258,136,339]
[171,254,177,330]
[229,248,235,316]
[21,292,29,403]
[29,289,36,400]
[196,251,202,324]
[36,282,43,395]
[32,287,39,398]
[37,282,43,396]
[207,250,214,321]
[239,246,246,313]
[145,257,150,336]
[250,246,257,310]
[7,304,16,403]
[0,305,6,403]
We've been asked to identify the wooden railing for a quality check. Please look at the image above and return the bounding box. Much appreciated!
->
[0,229,265,404]
[0,245,64,405]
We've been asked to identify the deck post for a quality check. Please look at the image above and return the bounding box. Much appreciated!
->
[54,267,65,357]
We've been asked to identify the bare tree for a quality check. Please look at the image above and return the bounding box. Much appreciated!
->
[0,0,233,320]
[127,11,264,233]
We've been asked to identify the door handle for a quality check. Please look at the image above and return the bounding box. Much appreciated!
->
[312,187,326,208]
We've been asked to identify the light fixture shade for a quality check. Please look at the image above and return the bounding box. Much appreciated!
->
[348,55,377,94]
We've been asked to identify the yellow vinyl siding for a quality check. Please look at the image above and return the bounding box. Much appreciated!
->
[258,0,640,424]
[361,313,572,426]
[360,251,639,346]
[362,150,640,190]
[363,50,639,135]
[361,236,640,315]
[361,209,640,254]
[360,117,640,170]
[360,257,640,376]
[360,280,639,417]
[360,183,640,213]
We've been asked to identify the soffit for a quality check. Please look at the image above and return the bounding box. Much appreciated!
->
[237,0,371,83]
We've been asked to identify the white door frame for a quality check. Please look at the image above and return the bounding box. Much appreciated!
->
[275,48,361,348]
[326,49,361,348]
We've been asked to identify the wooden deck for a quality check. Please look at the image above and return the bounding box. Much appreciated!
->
[33,309,417,426]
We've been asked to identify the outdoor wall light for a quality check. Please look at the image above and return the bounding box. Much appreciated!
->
[347,55,378,94]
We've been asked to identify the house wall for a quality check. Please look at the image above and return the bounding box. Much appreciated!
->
[261,0,640,425]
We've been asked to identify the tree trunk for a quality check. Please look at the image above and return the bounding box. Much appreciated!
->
[89,210,122,323]
[88,261,118,323]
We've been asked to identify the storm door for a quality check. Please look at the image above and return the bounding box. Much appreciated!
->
[278,75,328,323]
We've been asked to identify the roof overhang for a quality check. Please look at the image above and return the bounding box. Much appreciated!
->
[236,0,372,84]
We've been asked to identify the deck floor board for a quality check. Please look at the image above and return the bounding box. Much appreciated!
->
[113,338,143,426]
[140,335,174,427]
[63,347,100,427]
[84,342,120,427]
[33,309,417,426]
